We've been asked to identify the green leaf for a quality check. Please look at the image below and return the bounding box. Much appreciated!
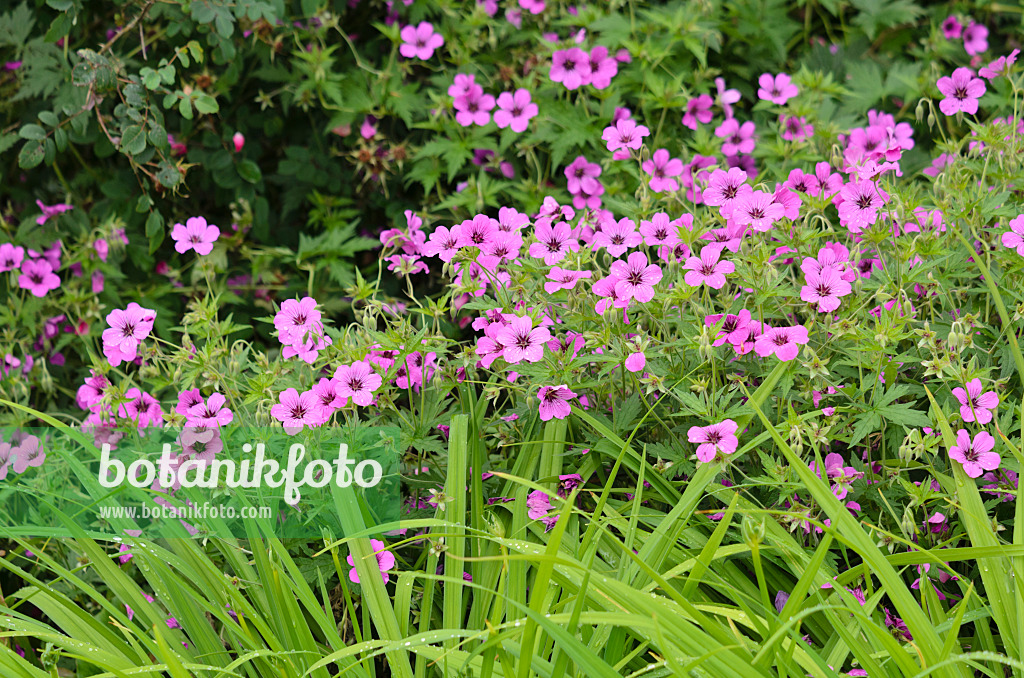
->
[18,140,45,168]
[193,93,219,115]
[145,211,165,254]
[178,97,193,120]
[119,125,147,156]
[849,0,924,40]
[236,159,262,183]
[18,124,46,140]
[156,163,181,188]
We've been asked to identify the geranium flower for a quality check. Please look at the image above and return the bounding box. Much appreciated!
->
[1001,215,1024,255]
[951,378,999,424]
[715,77,741,118]
[270,388,321,435]
[537,385,577,421]
[527,490,559,530]
[77,371,110,411]
[544,267,592,294]
[549,47,592,90]
[754,324,809,361]
[979,50,1019,79]
[610,252,662,303]
[185,393,234,428]
[453,86,495,126]
[519,0,545,15]
[496,316,550,364]
[347,539,395,584]
[962,21,988,55]
[118,388,164,429]
[706,310,752,347]
[942,16,963,39]
[642,149,683,192]
[682,94,713,130]
[837,180,888,232]
[732,190,785,232]
[715,118,756,156]
[948,429,999,478]
[493,89,538,132]
[274,297,321,345]
[688,419,739,463]
[588,46,618,89]
[703,168,751,208]
[529,220,579,264]
[801,266,852,313]
[625,351,645,372]
[102,302,156,366]
[602,118,649,153]
[757,72,798,104]
[171,216,220,256]
[639,212,682,247]
[592,217,642,256]
[422,224,463,261]
[399,22,444,60]
[334,361,383,406]
[780,114,813,141]
[683,244,734,289]
[0,243,24,272]
[35,200,73,225]
[17,259,60,297]
[936,68,985,116]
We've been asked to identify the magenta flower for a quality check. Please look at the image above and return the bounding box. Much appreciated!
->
[963,22,988,55]
[529,220,579,264]
[11,436,45,474]
[185,393,234,428]
[602,118,649,153]
[754,325,809,361]
[77,371,110,411]
[780,114,813,141]
[35,200,73,226]
[564,156,601,195]
[715,118,756,156]
[706,310,752,347]
[497,315,551,364]
[610,252,662,303]
[942,16,963,39]
[642,149,683,193]
[703,168,751,208]
[715,77,741,118]
[171,216,220,256]
[493,89,538,132]
[274,297,321,345]
[592,217,642,256]
[732,190,785,232]
[682,94,713,130]
[334,361,383,406]
[624,351,645,373]
[688,419,739,463]
[951,378,999,424]
[979,50,1019,79]
[948,429,1000,478]
[527,490,558,530]
[1003,215,1024,255]
[232,131,245,152]
[800,266,852,313]
[399,22,444,60]
[838,180,888,232]
[270,388,321,435]
[757,73,798,105]
[0,243,24,272]
[549,47,592,90]
[683,244,734,289]
[936,68,985,115]
[423,224,463,261]
[17,259,60,297]
[588,45,619,89]
[537,384,577,421]
[544,267,592,294]
[102,302,156,366]
[175,388,204,416]
[519,0,545,15]
[347,538,396,584]
[118,388,164,429]
[639,213,681,247]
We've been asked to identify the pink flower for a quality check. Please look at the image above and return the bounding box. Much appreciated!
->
[942,15,963,39]
[185,393,234,427]
[715,118,756,156]
[624,352,645,373]
[936,67,985,115]
[951,378,999,424]
[779,114,813,141]
[564,156,601,196]
[270,388,321,435]
[175,388,204,416]
[610,252,662,303]
[602,118,649,153]
[641,149,683,193]
[497,316,551,364]
[35,200,73,226]
[837,180,888,232]
[688,419,739,463]
[453,88,495,127]
[232,131,245,152]
[592,217,642,256]
[527,490,558,529]
[529,220,579,264]
[519,0,545,15]
[347,538,396,583]
[732,190,784,232]
[640,212,682,247]
[118,388,164,429]
[537,385,577,421]
[94,239,109,262]
[754,325,809,361]
[0,243,24,272]
[703,168,751,209]
[948,429,1000,478]
[399,21,444,60]
[102,302,155,366]
[682,94,713,130]
[588,45,618,89]
[757,72,798,105]
[549,47,592,90]
[423,224,463,261]
[800,266,852,313]
[493,89,538,132]
[683,244,734,289]
[1003,215,1024,255]
[715,77,741,118]
[979,50,1019,79]
[963,22,988,56]
[544,267,592,294]
[334,360,383,406]
[171,216,220,256]
[77,371,110,411]
[274,297,321,345]
[17,259,60,297]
